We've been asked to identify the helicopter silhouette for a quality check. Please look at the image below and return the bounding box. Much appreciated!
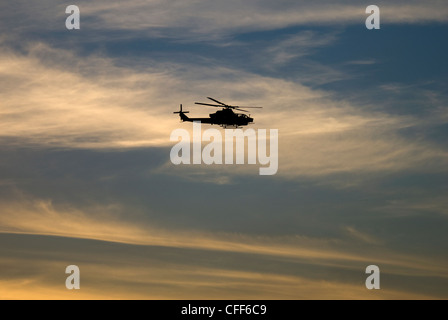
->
[174,97,262,128]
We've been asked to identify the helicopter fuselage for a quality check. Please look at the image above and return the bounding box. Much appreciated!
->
[176,106,253,127]
[174,97,261,128]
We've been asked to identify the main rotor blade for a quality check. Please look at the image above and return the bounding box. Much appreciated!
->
[236,106,262,109]
[195,102,222,107]
[207,97,227,106]
[235,108,249,112]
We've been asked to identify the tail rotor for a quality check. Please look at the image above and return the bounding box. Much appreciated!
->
[173,104,189,114]
[174,104,190,122]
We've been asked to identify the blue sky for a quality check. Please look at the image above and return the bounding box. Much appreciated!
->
[0,0,447,299]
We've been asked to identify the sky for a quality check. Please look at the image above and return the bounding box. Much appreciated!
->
[0,0,447,299]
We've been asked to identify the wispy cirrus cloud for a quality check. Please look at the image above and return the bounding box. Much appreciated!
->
[345,59,377,65]
[1,194,447,276]
[0,194,447,299]
[0,43,174,149]
[79,0,448,37]
[0,256,438,300]
[1,42,446,180]
[263,31,338,66]
[1,0,448,302]
[2,0,448,42]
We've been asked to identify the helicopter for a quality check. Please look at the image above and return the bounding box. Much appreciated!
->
[174,97,262,128]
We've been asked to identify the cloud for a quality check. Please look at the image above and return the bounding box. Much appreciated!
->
[1,194,447,300]
[344,226,383,245]
[1,0,448,301]
[2,1,448,43]
[0,256,438,299]
[345,59,377,65]
[259,31,338,66]
[1,42,446,182]
[0,43,176,149]
[373,197,448,217]
[0,194,446,280]
[78,0,448,38]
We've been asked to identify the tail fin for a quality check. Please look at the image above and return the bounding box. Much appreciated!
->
[173,104,190,121]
